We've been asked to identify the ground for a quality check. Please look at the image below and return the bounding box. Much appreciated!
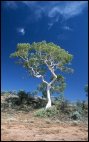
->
[1,109,88,141]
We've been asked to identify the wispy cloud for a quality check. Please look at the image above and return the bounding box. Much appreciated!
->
[4,1,87,18]
[5,1,18,9]
[62,1,88,19]
[48,1,88,20]
[4,1,88,28]
[23,1,88,30]
[62,26,73,31]
[22,1,44,21]
[17,28,25,35]
[48,15,59,30]
[22,1,37,6]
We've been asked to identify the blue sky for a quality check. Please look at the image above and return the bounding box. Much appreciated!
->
[1,1,88,101]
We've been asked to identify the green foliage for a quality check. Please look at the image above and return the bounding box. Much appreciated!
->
[34,106,58,117]
[1,90,47,111]
[31,41,73,64]
[71,111,81,120]
[10,41,74,106]
[3,92,11,96]
[55,98,71,114]
[18,90,28,104]
[38,75,66,98]
[76,100,88,116]
[10,43,30,58]
[51,75,66,94]
[10,41,73,77]
[76,101,83,114]
[37,82,47,98]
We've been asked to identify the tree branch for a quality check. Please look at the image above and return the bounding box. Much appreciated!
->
[19,56,28,62]
[19,56,48,85]
[28,65,48,84]
[41,76,48,84]
[44,60,57,85]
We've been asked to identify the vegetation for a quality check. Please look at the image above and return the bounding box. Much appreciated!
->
[1,90,88,122]
[1,90,47,111]
[71,111,81,120]
[34,106,58,117]
[10,41,73,108]
[2,41,87,121]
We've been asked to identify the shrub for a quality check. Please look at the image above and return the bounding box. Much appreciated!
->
[55,99,71,114]
[4,92,11,96]
[33,98,47,109]
[5,97,20,107]
[18,90,28,104]
[71,111,81,120]
[60,100,69,113]
[34,106,59,117]
[76,100,88,116]
[1,103,9,111]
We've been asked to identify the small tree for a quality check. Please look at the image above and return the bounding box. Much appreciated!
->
[10,41,73,109]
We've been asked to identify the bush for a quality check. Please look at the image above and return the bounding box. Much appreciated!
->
[17,90,46,108]
[71,111,81,120]
[18,90,28,104]
[76,100,88,116]
[55,99,71,114]
[33,98,47,109]
[34,106,59,117]
[1,103,9,111]
[60,100,69,113]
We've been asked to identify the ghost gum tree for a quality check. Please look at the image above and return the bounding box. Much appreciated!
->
[10,41,73,109]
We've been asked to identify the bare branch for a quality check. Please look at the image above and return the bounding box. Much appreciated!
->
[41,76,48,84]
[19,55,49,85]
[44,60,57,85]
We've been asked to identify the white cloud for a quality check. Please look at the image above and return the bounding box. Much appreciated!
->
[17,28,25,35]
[62,26,73,31]
[4,1,88,28]
[4,1,87,19]
[62,1,88,19]
[47,1,87,30]
[48,16,59,30]
[48,1,88,19]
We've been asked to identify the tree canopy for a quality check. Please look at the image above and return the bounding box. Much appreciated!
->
[10,41,73,78]
[10,41,73,108]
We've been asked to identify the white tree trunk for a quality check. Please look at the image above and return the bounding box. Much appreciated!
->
[46,85,52,109]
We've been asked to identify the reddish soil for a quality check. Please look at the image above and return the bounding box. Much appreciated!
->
[1,110,88,141]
